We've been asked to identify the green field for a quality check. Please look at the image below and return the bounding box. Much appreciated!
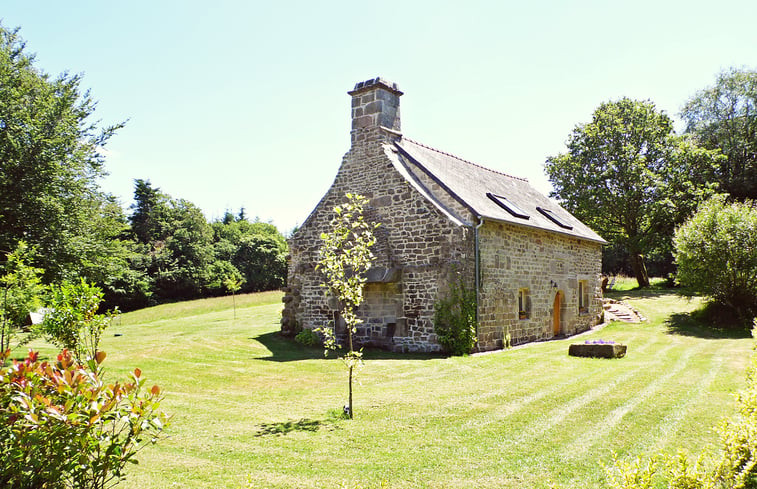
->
[18,287,754,488]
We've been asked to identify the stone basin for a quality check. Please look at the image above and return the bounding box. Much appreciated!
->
[569,343,627,359]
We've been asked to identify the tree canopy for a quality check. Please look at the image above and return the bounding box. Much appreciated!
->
[545,98,722,287]
[0,25,125,281]
[681,68,757,201]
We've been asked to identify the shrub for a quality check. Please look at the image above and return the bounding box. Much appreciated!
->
[434,277,478,355]
[295,328,321,347]
[674,195,757,324]
[40,279,117,362]
[0,349,169,488]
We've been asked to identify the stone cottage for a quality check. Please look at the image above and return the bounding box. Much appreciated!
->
[281,77,605,352]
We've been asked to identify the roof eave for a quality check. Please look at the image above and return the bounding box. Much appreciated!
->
[478,214,607,245]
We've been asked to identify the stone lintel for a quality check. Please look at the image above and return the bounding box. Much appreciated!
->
[365,267,402,283]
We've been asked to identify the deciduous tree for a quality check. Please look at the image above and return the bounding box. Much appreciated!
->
[682,67,757,201]
[546,98,722,287]
[317,193,378,419]
[0,25,125,281]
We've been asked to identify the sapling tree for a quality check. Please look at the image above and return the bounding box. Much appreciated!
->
[317,193,378,419]
[223,275,243,319]
[40,279,118,362]
[0,241,44,361]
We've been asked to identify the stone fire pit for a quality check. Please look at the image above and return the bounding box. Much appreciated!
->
[569,340,626,359]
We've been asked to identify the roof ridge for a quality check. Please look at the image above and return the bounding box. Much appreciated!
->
[400,136,529,182]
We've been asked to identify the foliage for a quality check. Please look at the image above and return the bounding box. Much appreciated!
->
[99,248,153,313]
[682,67,757,201]
[0,242,44,356]
[603,453,662,489]
[317,193,378,419]
[433,275,478,355]
[0,349,168,489]
[545,98,722,287]
[40,280,117,362]
[0,25,126,282]
[232,233,287,292]
[223,274,243,319]
[121,180,288,308]
[674,195,757,323]
[223,275,243,295]
[604,320,757,488]
[154,199,217,300]
[295,328,321,347]
[212,217,288,293]
[128,181,220,301]
[129,179,169,245]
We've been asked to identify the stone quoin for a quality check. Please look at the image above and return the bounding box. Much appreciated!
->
[280,77,606,353]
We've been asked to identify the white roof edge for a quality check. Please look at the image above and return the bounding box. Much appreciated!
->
[384,145,470,227]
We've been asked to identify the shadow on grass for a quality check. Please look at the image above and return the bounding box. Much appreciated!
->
[6,352,54,363]
[254,416,342,437]
[605,286,678,302]
[252,331,445,362]
[665,312,751,339]
[251,332,324,362]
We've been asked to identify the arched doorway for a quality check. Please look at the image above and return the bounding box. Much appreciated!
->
[553,291,563,336]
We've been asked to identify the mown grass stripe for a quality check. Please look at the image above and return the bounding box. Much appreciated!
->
[634,343,728,455]
[558,341,703,460]
[506,343,678,449]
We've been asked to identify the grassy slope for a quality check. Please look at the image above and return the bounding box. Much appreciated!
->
[18,288,753,488]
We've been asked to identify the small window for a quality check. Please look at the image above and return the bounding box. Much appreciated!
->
[578,280,589,314]
[487,193,530,219]
[537,207,573,230]
[518,288,531,320]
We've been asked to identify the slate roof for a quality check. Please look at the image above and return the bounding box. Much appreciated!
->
[393,137,606,244]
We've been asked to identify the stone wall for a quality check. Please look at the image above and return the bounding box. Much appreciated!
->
[283,140,475,352]
[476,220,603,350]
[282,79,475,352]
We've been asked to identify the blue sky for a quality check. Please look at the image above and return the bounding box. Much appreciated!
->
[3,1,756,232]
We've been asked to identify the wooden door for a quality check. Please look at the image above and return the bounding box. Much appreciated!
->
[553,293,561,336]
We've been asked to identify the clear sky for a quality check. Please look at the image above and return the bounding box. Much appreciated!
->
[3,0,756,232]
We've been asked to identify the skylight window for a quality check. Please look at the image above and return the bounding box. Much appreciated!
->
[537,207,573,230]
[487,193,529,219]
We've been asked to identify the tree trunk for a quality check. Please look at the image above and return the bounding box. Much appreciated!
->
[347,327,354,419]
[631,253,650,288]
[1,287,8,364]
[348,365,354,420]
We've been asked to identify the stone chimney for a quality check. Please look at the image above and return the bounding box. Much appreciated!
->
[348,77,403,145]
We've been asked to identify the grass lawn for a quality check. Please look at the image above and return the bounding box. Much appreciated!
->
[17,287,754,488]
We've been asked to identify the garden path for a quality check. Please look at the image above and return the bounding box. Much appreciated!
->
[603,300,643,323]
